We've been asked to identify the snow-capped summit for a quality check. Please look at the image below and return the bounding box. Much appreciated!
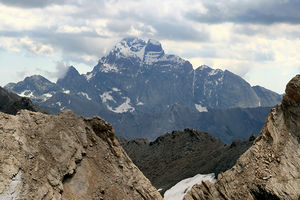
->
[93,37,186,73]
[109,37,165,64]
[111,37,147,60]
[145,39,163,53]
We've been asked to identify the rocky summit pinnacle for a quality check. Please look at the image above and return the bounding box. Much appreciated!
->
[0,109,162,200]
[183,74,300,200]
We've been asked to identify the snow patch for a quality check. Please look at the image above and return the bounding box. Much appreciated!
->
[143,53,185,66]
[112,88,120,92]
[136,97,144,106]
[43,93,52,98]
[63,89,70,94]
[208,69,222,76]
[136,101,144,106]
[195,104,208,112]
[113,39,146,61]
[144,51,164,65]
[40,93,53,102]
[135,45,146,60]
[164,173,216,200]
[18,90,34,98]
[218,74,224,82]
[100,90,135,113]
[85,72,95,81]
[100,63,119,73]
[56,102,62,107]
[100,91,116,103]
[0,170,23,200]
[197,65,210,70]
[78,92,92,100]
[110,97,135,113]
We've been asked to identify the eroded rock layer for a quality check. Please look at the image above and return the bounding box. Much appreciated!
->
[183,75,300,200]
[0,110,162,200]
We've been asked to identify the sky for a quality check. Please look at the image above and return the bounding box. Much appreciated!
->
[0,0,300,94]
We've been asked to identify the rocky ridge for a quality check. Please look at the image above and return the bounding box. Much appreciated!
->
[0,86,43,115]
[119,129,255,194]
[0,110,162,200]
[183,74,300,200]
[113,105,270,143]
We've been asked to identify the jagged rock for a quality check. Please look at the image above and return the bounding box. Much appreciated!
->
[183,75,300,200]
[119,129,254,194]
[0,110,162,200]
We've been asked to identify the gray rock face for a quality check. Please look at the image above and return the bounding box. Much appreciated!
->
[252,85,283,107]
[183,74,300,200]
[0,110,162,200]
[119,129,255,194]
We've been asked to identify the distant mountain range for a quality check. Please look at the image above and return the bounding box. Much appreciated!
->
[5,37,281,142]
[119,129,255,194]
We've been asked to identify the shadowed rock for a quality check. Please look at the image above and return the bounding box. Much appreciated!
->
[0,86,43,115]
[119,129,255,194]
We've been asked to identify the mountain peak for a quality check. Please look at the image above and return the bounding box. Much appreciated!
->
[147,39,161,46]
[284,74,300,104]
[120,37,146,50]
[24,75,49,82]
[109,37,165,62]
[145,39,164,53]
[65,66,80,77]
[109,37,147,61]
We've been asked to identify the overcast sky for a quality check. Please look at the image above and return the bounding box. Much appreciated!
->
[0,0,299,93]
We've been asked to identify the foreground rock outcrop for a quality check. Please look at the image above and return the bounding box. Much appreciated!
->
[184,75,300,200]
[119,129,254,194]
[0,110,162,199]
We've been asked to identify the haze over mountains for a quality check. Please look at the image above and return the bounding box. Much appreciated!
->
[5,38,281,143]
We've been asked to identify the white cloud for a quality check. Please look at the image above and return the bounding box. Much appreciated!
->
[0,0,299,93]
[0,36,54,56]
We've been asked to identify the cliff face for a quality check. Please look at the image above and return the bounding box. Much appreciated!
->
[183,75,300,200]
[0,110,162,200]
